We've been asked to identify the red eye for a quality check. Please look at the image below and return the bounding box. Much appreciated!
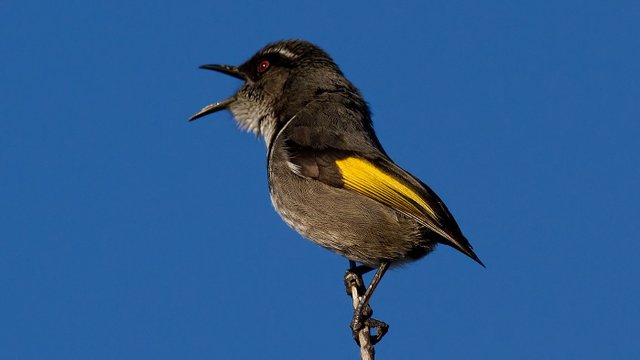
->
[258,60,270,73]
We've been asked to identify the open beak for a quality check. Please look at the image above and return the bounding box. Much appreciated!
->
[189,64,245,121]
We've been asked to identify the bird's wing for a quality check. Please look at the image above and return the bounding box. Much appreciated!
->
[281,120,483,266]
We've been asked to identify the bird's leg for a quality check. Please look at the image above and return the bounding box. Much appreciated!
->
[345,261,391,345]
[349,260,375,277]
[350,261,390,331]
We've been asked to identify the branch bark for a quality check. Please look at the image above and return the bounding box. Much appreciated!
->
[345,269,376,360]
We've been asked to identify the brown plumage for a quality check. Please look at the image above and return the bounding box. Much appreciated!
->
[190,39,484,340]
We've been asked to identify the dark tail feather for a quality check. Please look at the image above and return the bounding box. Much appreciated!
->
[463,246,485,268]
[442,235,485,268]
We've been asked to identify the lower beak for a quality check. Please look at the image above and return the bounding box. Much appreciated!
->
[189,64,245,121]
[189,96,236,121]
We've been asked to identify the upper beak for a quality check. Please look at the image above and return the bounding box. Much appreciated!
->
[199,64,246,80]
[189,64,246,121]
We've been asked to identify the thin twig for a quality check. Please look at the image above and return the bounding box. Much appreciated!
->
[345,269,376,360]
[350,286,375,359]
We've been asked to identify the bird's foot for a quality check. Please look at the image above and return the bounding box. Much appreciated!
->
[344,269,366,296]
[344,263,374,296]
[350,312,389,346]
[345,262,389,345]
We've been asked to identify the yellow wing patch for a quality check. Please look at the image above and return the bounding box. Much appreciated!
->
[334,157,437,220]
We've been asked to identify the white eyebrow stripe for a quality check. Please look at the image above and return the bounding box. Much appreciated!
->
[266,46,298,60]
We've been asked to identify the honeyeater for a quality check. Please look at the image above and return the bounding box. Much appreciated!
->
[190,40,483,341]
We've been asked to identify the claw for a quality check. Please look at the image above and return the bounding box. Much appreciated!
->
[344,270,365,296]
[367,318,389,345]
[351,316,390,346]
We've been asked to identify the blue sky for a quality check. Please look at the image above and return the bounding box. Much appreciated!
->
[1,1,639,359]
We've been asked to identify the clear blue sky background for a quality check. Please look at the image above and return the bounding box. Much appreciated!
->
[2,1,639,359]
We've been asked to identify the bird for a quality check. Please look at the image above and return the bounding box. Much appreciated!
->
[190,40,483,341]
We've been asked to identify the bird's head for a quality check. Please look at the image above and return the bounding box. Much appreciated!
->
[190,40,353,142]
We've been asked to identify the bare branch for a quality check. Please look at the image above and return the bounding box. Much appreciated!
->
[345,269,376,360]
[351,286,375,359]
